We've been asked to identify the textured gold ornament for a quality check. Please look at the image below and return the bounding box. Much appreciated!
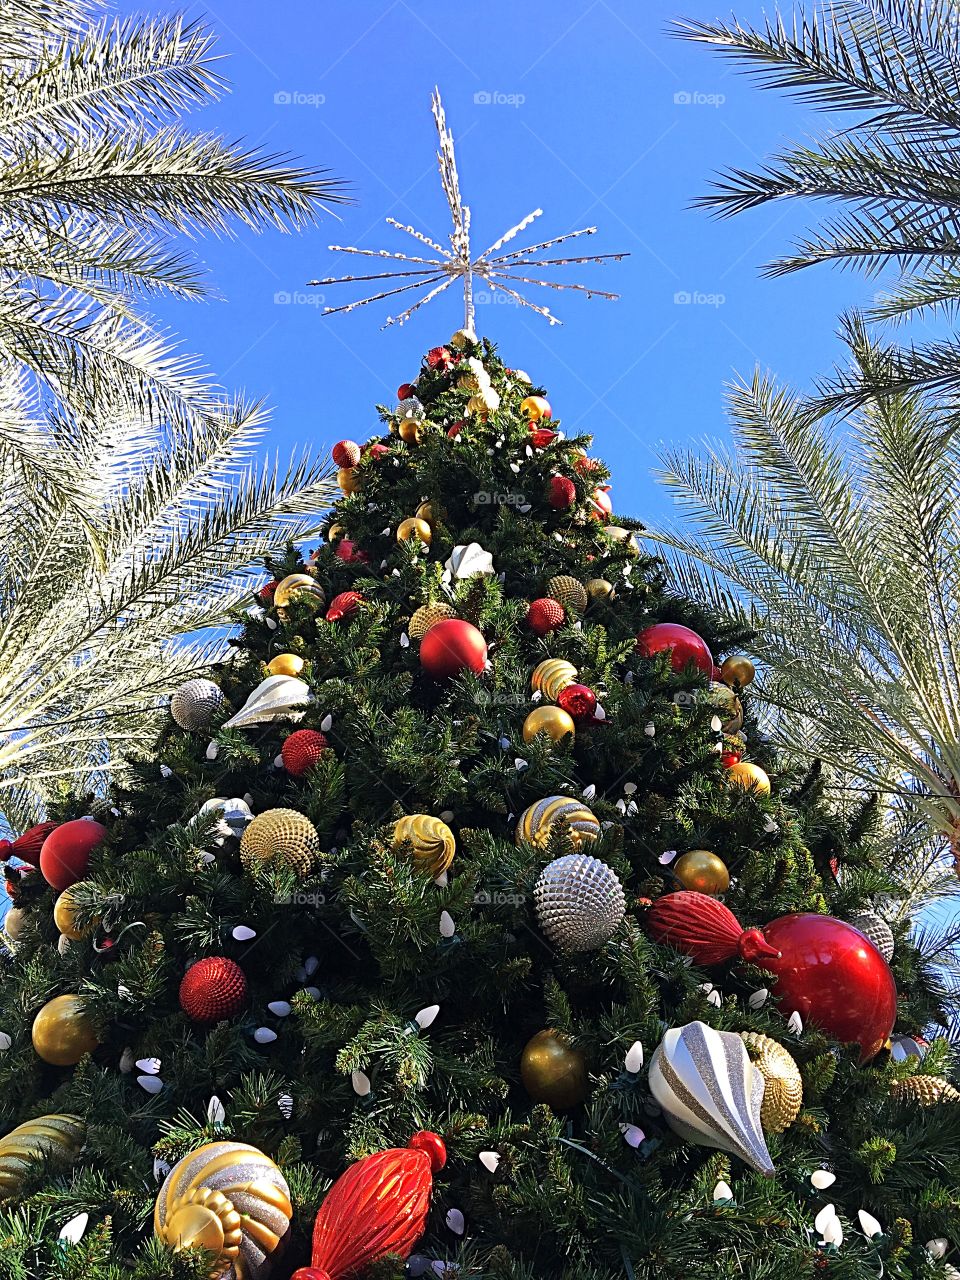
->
[674,850,729,896]
[266,653,305,678]
[415,501,439,523]
[0,1114,85,1198]
[721,655,756,688]
[531,658,578,702]
[392,814,455,878]
[709,681,744,734]
[545,575,588,615]
[890,1075,960,1106]
[727,762,771,795]
[154,1141,292,1280]
[398,419,423,444]
[240,808,320,877]
[397,517,432,546]
[586,578,616,603]
[32,994,99,1066]
[521,1029,588,1109]
[523,705,576,744]
[515,796,600,850]
[273,574,325,612]
[604,525,641,558]
[53,887,98,940]
[740,1032,803,1133]
[409,603,456,641]
[337,466,361,494]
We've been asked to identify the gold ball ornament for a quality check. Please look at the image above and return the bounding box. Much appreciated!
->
[53,887,98,940]
[337,466,361,495]
[240,808,320,877]
[520,395,552,421]
[325,522,345,542]
[726,761,771,795]
[521,1029,588,1109]
[0,1114,85,1198]
[890,1075,960,1106]
[674,850,730,896]
[3,906,28,943]
[531,658,578,701]
[450,327,476,349]
[415,501,439,523]
[398,418,423,444]
[586,578,616,603]
[515,796,600,850]
[154,1140,293,1280]
[392,814,456,878]
[523,705,576,744]
[545,574,588,616]
[721,655,756,688]
[740,1032,803,1133]
[32,994,99,1066]
[266,653,305,678]
[709,681,744,733]
[396,517,432,546]
[273,574,325,612]
[409,603,456,641]
[604,525,641,558]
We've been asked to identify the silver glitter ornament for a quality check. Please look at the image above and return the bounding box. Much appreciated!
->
[170,679,226,732]
[850,910,894,962]
[534,853,625,953]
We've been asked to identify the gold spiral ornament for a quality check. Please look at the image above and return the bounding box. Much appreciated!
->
[0,1114,85,1198]
[531,658,578,702]
[240,809,320,877]
[392,814,455,877]
[409,603,456,641]
[273,574,325,612]
[515,796,600,850]
[740,1032,803,1133]
[154,1141,292,1280]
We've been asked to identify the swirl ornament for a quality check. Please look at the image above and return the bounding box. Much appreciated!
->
[515,796,600,851]
[171,679,227,732]
[154,1141,292,1280]
[740,1032,803,1133]
[392,815,455,877]
[0,1114,85,1197]
[531,658,578,702]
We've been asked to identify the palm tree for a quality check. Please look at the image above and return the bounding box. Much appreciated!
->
[676,0,960,406]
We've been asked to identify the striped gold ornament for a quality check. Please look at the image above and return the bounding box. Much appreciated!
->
[740,1032,803,1133]
[409,603,456,641]
[240,808,320,877]
[515,796,600,850]
[890,1075,960,1106]
[531,658,578,702]
[392,814,456,877]
[545,575,588,615]
[154,1141,292,1280]
[0,1114,85,1198]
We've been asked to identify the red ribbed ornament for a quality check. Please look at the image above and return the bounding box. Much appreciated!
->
[0,821,58,866]
[646,892,778,967]
[526,597,565,636]
[290,1131,446,1280]
[281,730,329,777]
[258,579,279,603]
[179,957,247,1024]
[548,475,576,510]
[326,591,363,622]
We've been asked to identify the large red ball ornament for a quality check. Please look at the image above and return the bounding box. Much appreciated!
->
[548,475,577,510]
[179,957,248,1024]
[419,618,487,679]
[635,622,714,675]
[40,819,106,891]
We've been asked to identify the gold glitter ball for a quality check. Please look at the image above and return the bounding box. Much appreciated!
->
[409,603,456,641]
[240,808,320,877]
[741,1032,803,1132]
[545,575,588,615]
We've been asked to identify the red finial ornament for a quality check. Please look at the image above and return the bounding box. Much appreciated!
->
[290,1131,446,1280]
[0,821,58,866]
[647,892,779,967]
[326,591,363,622]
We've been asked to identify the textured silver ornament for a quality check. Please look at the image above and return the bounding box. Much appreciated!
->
[533,853,625,952]
[170,679,226,732]
[850,910,894,962]
[649,1020,774,1177]
[222,675,311,729]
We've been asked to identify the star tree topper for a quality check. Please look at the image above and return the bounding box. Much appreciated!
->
[310,89,626,330]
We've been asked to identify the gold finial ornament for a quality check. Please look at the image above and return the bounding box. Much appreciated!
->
[240,809,320,877]
[0,1114,85,1197]
[531,658,578,702]
[392,814,456,878]
[740,1032,803,1132]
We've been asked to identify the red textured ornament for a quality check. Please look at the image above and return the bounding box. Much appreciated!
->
[335,540,368,564]
[557,682,598,721]
[0,821,58,866]
[446,421,464,439]
[590,487,613,521]
[326,591,363,622]
[179,957,248,1024]
[548,475,577,510]
[291,1132,446,1280]
[331,439,360,468]
[39,819,106,891]
[530,428,557,448]
[573,453,600,475]
[258,579,278,603]
[526,597,565,636]
[427,346,453,369]
[397,382,415,400]
[419,618,487,679]
[281,730,329,777]
[636,622,714,675]
[646,892,778,967]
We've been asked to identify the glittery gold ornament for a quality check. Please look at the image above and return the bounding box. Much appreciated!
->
[740,1032,803,1133]
[521,1029,588,1109]
[53,886,98,940]
[337,466,360,495]
[721,655,755,688]
[545,575,588,615]
[392,814,455,878]
[586,578,616,603]
[523,705,576,744]
[274,574,325,612]
[240,809,320,877]
[673,850,729,895]
[415,501,439,522]
[531,658,578,701]
[709,681,743,734]
[266,653,304,678]
[604,525,641,558]
[890,1075,960,1106]
[154,1140,292,1280]
[409,603,456,641]
[398,419,423,444]
[0,1114,85,1198]
[726,762,771,794]
[32,994,99,1066]
[515,796,600,850]
[397,517,432,546]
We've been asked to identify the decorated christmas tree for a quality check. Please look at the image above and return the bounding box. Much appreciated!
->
[0,94,958,1280]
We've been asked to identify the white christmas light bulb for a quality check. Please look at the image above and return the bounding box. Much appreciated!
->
[352,1070,371,1096]
[416,1004,440,1029]
[439,911,455,938]
[713,1181,733,1202]
[858,1210,883,1239]
[810,1170,836,1190]
[625,1041,644,1073]
[814,1204,838,1236]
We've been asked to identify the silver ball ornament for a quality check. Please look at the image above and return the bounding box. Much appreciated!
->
[534,853,626,953]
[850,910,894,962]
[171,679,226,732]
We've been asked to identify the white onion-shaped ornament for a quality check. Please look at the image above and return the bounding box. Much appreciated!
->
[222,676,311,729]
[534,854,625,952]
[444,542,494,579]
[196,798,254,844]
[649,1020,774,1176]
[171,679,226,732]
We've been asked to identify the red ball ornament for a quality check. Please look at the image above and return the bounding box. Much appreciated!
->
[0,821,58,866]
[548,475,577,510]
[397,382,415,400]
[419,618,487,679]
[326,591,363,622]
[366,442,390,460]
[291,1132,446,1280]
[526,597,565,636]
[331,439,360,468]
[720,750,743,767]
[590,487,613,521]
[530,428,557,448]
[557,682,598,721]
[179,957,248,1024]
[635,622,714,675]
[281,729,329,777]
[39,819,106,891]
[335,540,368,564]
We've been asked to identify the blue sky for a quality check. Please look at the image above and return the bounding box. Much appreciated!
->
[127,0,877,524]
